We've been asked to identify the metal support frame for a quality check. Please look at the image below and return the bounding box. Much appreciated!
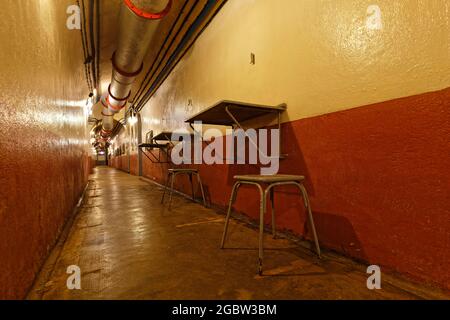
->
[139,144,171,164]
[139,130,175,164]
[186,104,286,164]
[221,179,321,275]
[161,170,207,209]
[189,123,206,142]
[161,133,176,148]
[145,130,154,149]
[224,105,286,160]
[137,113,143,176]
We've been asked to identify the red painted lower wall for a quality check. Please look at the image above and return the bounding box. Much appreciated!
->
[110,155,126,172]
[113,87,450,291]
[109,154,138,175]
[0,129,91,299]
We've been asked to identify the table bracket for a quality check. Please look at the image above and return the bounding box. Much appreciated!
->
[138,143,171,164]
[224,105,286,161]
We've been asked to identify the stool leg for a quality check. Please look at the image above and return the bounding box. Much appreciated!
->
[298,183,321,258]
[189,173,195,201]
[168,173,176,210]
[270,188,276,239]
[196,173,207,207]
[220,182,240,249]
[161,172,171,204]
[258,186,267,275]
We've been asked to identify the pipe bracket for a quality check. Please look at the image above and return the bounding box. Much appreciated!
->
[108,84,132,102]
[106,96,126,113]
[111,51,144,78]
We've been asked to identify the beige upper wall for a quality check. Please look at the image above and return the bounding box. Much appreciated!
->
[0,0,91,151]
[140,0,450,135]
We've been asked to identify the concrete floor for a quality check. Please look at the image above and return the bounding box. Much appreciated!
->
[28,167,449,300]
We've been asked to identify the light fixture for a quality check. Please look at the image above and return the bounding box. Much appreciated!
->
[128,115,138,126]
[84,94,94,117]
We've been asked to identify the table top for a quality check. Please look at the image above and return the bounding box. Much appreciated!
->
[138,143,169,149]
[152,132,194,141]
[185,100,287,126]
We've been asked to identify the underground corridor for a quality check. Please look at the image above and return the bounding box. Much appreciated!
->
[27,167,449,300]
[0,0,449,303]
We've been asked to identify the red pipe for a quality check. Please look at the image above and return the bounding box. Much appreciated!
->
[101,129,113,137]
[106,96,124,113]
[124,0,172,20]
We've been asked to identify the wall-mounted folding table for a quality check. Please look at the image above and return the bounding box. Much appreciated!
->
[185,100,288,159]
[138,131,194,164]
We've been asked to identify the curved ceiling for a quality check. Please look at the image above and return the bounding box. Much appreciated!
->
[89,0,227,127]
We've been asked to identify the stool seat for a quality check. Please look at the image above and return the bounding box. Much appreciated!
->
[234,174,305,183]
[168,168,198,173]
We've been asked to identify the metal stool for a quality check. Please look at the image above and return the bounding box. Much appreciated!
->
[161,169,206,209]
[220,174,321,275]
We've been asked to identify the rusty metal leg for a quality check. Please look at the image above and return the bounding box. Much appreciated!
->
[168,172,176,210]
[220,182,240,249]
[189,173,195,201]
[270,187,276,238]
[298,183,321,258]
[161,172,171,204]
[258,185,267,275]
[196,173,207,207]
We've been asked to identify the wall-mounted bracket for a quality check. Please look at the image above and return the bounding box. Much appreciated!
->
[138,143,170,164]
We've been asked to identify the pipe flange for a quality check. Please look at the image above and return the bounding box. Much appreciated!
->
[101,129,113,137]
[124,0,172,20]
[111,52,144,78]
[106,96,126,113]
[108,84,131,102]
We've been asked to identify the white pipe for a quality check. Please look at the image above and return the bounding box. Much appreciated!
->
[101,0,172,136]
[101,95,115,132]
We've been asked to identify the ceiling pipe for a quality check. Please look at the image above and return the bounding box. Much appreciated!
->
[101,94,115,137]
[134,0,222,112]
[100,0,172,138]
